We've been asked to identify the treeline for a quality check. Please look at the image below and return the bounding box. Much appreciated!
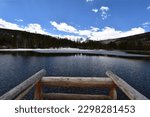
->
[0,28,77,48]
[80,32,150,50]
[0,28,150,50]
[78,32,150,50]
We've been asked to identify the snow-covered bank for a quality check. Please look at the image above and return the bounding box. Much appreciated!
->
[0,48,150,59]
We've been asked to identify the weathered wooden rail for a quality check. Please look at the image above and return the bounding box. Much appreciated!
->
[0,69,148,100]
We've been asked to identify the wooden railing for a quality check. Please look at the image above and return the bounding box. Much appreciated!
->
[39,77,117,100]
[0,69,148,100]
[106,71,148,100]
[0,69,46,100]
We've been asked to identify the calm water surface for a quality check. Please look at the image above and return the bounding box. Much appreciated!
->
[0,51,150,99]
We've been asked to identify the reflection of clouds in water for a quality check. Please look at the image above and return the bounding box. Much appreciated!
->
[1,49,149,57]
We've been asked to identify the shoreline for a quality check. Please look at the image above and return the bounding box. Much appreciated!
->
[0,48,150,59]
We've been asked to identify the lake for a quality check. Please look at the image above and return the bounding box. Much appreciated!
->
[0,49,150,99]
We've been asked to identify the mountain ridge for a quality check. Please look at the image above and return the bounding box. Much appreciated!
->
[0,28,150,50]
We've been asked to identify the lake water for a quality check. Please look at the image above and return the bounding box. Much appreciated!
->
[0,50,150,99]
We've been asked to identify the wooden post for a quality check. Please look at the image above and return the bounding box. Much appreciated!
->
[106,71,148,100]
[34,81,43,100]
[109,87,117,100]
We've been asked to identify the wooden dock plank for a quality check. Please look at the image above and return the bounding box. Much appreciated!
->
[42,93,111,100]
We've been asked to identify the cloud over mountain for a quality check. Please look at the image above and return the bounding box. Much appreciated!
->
[50,21,145,40]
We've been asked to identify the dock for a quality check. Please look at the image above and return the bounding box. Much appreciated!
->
[0,69,148,100]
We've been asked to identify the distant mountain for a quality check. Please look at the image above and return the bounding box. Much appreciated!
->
[101,32,150,50]
[0,28,150,50]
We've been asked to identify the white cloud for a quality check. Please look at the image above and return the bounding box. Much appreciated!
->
[147,6,150,10]
[24,24,49,35]
[90,26,99,31]
[100,6,109,11]
[50,21,77,33]
[0,18,22,30]
[78,27,99,36]
[90,27,145,40]
[50,21,145,41]
[100,6,110,20]
[50,21,93,36]
[86,0,94,2]
[0,18,49,35]
[91,6,110,20]
[121,27,145,37]
[78,30,92,36]
[92,8,98,13]
[0,18,146,42]
[142,22,150,28]
[15,19,23,22]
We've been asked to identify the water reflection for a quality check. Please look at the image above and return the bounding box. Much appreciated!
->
[0,52,150,99]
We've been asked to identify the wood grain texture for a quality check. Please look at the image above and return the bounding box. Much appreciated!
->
[106,71,148,100]
[42,93,111,100]
[41,77,116,88]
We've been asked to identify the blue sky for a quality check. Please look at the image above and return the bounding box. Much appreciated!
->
[0,0,150,41]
